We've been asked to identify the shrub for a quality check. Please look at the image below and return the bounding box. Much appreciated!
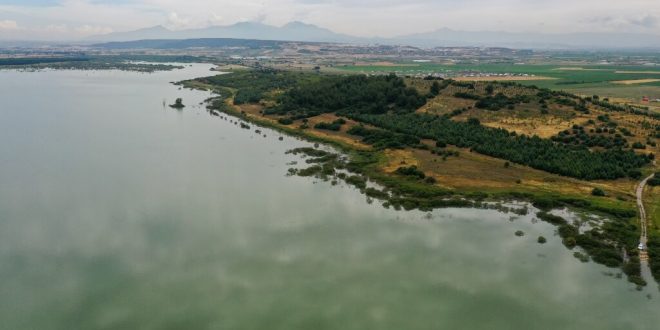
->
[564,237,577,249]
[537,212,567,225]
[314,119,345,131]
[591,188,606,196]
[573,252,589,262]
[632,142,646,149]
[628,169,642,179]
[345,175,367,189]
[467,118,480,125]
[395,166,426,180]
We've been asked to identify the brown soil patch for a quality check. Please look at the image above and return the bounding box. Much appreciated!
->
[418,96,476,115]
[235,105,371,150]
[480,117,574,138]
[405,147,635,200]
[612,79,660,85]
[615,71,660,74]
[382,149,419,173]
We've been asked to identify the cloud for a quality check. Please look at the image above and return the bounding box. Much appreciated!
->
[583,13,660,32]
[0,20,19,30]
[166,12,190,29]
[41,24,68,33]
[74,24,113,35]
[1,0,660,40]
[209,12,223,24]
[628,15,658,28]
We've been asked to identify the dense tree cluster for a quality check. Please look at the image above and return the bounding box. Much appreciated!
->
[591,99,628,112]
[453,92,481,100]
[454,89,532,111]
[552,126,628,149]
[198,69,307,105]
[428,80,451,97]
[347,125,420,149]
[451,81,476,89]
[475,93,531,111]
[0,57,89,66]
[268,74,427,119]
[348,113,649,180]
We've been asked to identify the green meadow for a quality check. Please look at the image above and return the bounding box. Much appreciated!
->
[338,63,660,101]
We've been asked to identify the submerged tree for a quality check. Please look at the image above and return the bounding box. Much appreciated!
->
[170,98,185,109]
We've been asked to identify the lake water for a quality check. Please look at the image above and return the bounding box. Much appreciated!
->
[1,64,659,330]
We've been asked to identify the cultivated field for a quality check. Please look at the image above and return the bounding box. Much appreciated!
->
[338,62,660,104]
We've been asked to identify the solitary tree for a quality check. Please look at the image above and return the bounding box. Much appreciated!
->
[485,84,495,95]
[430,81,441,96]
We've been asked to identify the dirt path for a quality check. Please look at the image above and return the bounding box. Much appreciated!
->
[637,174,654,262]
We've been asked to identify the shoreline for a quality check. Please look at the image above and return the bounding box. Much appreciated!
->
[181,74,656,287]
[183,78,640,220]
[218,95,637,216]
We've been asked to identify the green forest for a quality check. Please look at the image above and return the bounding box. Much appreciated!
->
[267,74,428,118]
[260,73,651,180]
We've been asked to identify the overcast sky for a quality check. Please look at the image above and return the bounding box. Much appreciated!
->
[1,0,660,40]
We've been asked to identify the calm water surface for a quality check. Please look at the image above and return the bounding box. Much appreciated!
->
[0,64,659,329]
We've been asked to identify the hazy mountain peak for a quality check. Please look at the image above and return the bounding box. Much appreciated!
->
[143,25,170,31]
[90,21,357,43]
[88,24,171,41]
[230,21,270,28]
[283,21,315,28]
[88,21,660,49]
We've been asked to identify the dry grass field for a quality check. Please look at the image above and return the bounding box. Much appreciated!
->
[380,145,637,201]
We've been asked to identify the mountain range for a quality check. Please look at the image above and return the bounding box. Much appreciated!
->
[89,21,660,50]
[90,22,358,44]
